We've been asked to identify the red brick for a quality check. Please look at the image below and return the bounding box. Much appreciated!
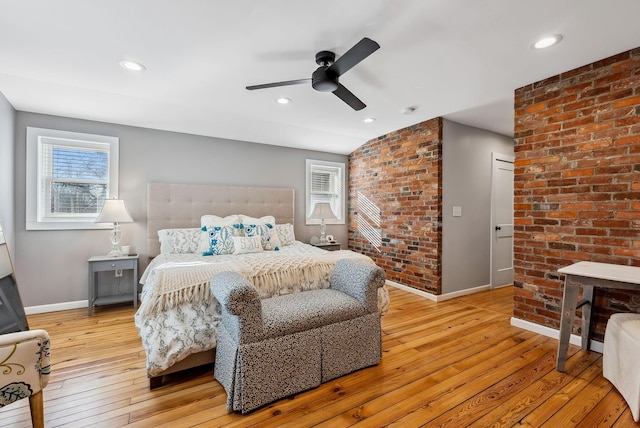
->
[514,47,640,341]
[613,95,640,108]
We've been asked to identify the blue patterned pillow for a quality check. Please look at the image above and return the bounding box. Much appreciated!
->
[202,225,240,256]
[242,223,280,251]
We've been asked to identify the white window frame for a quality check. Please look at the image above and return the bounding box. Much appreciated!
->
[305,159,346,225]
[26,127,120,230]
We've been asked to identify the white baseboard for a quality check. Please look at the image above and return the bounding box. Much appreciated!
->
[25,300,87,315]
[511,317,603,354]
[386,280,492,302]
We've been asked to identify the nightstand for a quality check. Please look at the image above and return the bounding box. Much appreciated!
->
[312,242,341,251]
[87,254,139,316]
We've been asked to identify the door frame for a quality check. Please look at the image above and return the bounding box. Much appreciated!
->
[490,152,515,288]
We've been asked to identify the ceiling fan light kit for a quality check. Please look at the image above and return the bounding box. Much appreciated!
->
[247,37,380,111]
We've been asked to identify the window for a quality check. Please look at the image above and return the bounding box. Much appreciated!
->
[26,127,119,230]
[305,159,345,225]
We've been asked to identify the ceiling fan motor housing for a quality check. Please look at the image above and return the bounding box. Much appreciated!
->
[312,66,339,92]
[312,51,338,92]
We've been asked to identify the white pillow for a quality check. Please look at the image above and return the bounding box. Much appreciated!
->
[201,214,242,228]
[232,236,263,255]
[199,215,242,253]
[239,215,276,225]
[275,223,295,246]
[158,228,201,254]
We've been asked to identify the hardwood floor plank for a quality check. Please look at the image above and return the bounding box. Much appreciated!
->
[575,388,630,428]
[539,365,616,428]
[467,348,602,427]
[514,358,609,427]
[379,337,554,427]
[424,349,560,427]
[0,284,632,427]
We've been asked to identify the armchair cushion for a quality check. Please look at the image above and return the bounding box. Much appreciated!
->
[0,329,50,408]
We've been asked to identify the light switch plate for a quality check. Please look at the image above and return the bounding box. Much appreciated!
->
[452,206,462,217]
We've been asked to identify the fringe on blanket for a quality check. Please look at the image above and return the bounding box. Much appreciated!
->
[139,259,337,316]
[250,262,334,297]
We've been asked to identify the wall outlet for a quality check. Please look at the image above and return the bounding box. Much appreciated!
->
[115,269,123,277]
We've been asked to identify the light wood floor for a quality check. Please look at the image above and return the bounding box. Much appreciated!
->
[1,285,635,427]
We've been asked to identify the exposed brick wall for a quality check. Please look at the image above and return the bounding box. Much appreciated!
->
[348,118,443,293]
[513,47,640,341]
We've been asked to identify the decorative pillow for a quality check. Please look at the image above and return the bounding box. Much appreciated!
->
[158,228,201,254]
[202,225,238,256]
[239,215,276,225]
[232,236,263,255]
[243,223,280,251]
[264,223,282,250]
[238,215,281,250]
[199,215,242,253]
[275,223,295,246]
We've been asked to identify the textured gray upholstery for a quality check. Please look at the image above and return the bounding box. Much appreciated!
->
[211,259,385,413]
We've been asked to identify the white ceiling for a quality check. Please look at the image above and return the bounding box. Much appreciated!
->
[1,1,640,155]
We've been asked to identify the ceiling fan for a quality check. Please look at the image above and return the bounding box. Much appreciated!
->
[246,37,380,111]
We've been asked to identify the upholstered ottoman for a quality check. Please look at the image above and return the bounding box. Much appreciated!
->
[211,258,385,414]
[603,312,640,422]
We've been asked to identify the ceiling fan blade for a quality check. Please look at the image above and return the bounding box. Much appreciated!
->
[327,37,380,77]
[332,83,366,111]
[246,78,310,90]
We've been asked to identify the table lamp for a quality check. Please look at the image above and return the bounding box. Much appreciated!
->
[96,199,133,257]
[309,202,337,244]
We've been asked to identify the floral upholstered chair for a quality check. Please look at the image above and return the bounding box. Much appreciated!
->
[0,329,51,428]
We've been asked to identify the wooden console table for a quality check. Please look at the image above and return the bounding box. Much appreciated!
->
[556,261,640,371]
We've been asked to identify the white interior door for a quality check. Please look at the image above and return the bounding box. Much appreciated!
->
[491,153,514,287]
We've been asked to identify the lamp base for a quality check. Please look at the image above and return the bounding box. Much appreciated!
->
[108,225,122,257]
[108,246,122,258]
[320,220,327,244]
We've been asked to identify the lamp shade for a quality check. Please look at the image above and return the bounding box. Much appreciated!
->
[309,202,337,220]
[95,199,133,223]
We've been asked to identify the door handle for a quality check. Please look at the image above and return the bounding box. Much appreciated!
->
[495,226,502,231]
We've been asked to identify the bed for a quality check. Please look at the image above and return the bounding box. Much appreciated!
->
[135,183,390,388]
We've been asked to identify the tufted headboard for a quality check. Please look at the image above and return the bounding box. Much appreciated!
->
[147,183,295,257]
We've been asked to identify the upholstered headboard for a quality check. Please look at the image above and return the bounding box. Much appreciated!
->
[147,183,295,257]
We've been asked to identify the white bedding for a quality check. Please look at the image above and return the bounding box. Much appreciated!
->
[135,242,390,376]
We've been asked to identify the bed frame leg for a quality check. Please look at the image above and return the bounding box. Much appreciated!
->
[149,375,163,390]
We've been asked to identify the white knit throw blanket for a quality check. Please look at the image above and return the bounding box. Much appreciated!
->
[139,251,372,316]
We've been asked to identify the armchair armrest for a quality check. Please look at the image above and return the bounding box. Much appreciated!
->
[210,272,263,343]
[330,259,385,313]
[0,329,51,405]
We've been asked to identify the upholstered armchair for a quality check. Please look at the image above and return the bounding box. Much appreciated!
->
[0,329,51,428]
[212,258,384,413]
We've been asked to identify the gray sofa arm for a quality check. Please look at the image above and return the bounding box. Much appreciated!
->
[330,259,385,313]
[211,271,263,343]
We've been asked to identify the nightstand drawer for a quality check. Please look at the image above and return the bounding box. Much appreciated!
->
[90,258,136,272]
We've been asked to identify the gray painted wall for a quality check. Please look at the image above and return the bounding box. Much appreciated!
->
[0,92,15,257]
[441,119,514,294]
[13,111,348,307]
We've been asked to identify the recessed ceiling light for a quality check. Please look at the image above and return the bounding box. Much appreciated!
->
[532,34,563,50]
[119,60,146,71]
[363,117,376,123]
[276,97,291,104]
